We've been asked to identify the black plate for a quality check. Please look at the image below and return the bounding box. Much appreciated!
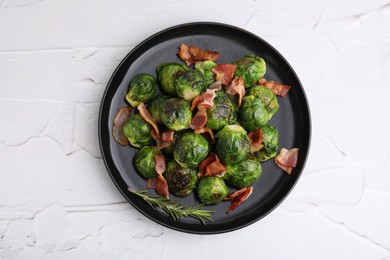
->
[99,22,311,234]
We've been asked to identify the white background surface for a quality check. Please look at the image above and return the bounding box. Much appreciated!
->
[1,0,390,259]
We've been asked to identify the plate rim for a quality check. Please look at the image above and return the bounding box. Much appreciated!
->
[98,21,311,234]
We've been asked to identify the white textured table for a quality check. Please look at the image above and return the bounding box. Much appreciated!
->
[1,0,390,259]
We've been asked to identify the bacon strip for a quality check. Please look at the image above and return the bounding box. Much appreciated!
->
[225,187,253,214]
[112,106,132,145]
[198,153,226,178]
[137,102,159,135]
[258,78,291,98]
[190,106,208,129]
[226,76,245,108]
[194,127,215,141]
[178,44,220,66]
[248,129,264,153]
[208,81,222,91]
[150,129,173,150]
[212,64,237,86]
[154,155,169,198]
[274,148,299,174]
[146,178,156,189]
[191,96,202,111]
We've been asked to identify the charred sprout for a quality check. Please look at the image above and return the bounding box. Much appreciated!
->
[163,160,198,196]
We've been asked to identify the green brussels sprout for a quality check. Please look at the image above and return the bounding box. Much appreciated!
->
[163,160,198,196]
[160,98,192,131]
[174,70,206,101]
[225,155,262,188]
[123,114,154,148]
[234,55,266,88]
[147,95,170,123]
[173,132,209,168]
[239,95,270,131]
[125,73,157,107]
[197,176,228,204]
[133,146,161,179]
[195,60,217,86]
[248,85,279,118]
[215,125,250,164]
[206,90,236,131]
[255,124,278,162]
[156,62,189,95]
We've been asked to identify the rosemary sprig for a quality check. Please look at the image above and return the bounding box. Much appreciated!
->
[128,188,214,225]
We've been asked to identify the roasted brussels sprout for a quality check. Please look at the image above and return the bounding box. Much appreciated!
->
[156,62,189,95]
[125,73,157,107]
[206,90,237,131]
[239,95,270,131]
[255,124,278,162]
[225,155,262,188]
[234,55,266,88]
[195,60,217,86]
[122,114,154,148]
[215,125,250,164]
[197,176,229,204]
[133,146,161,179]
[163,160,198,196]
[174,70,206,101]
[147,95,170,123]
[160,98,192,131]
[248,85,279,118]
[173,132,209,168]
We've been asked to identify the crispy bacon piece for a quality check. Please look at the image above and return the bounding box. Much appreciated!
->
[258,78,291,98]
[225,187,254,214]
[137,103,159,135]
[146,178,156,189]
[226,76,245,108]
[201,89,217,108]
[198,153,226,178]
[189,106,208,129]
[191,96,202,111]
[212,64,237,86]
[208,81,222,91]
[194,127,215,141]
[154,155,169,198]
[248,129,265,153]
[274,148,299,174]
[161,131,174,142]
[178,44,220,66]
[112,106,132,145]
[150,129,173,150]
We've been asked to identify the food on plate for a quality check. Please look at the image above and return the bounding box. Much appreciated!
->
[274,148,299,174]
[215,125,250,164]
[157,62,189,95]
[175,69,206,101]
[224,155,262,188]
[239,95,270,131]
[112,43,296,223]
[248,85,279,119]
[173,132,209,168]
[159,97,192,131]
[197,176,229,204]
[122,114,153,148]
[125,73,157,107]
[163,160,198,196]
[133,146,161,179]
[255,124,279,162]
[234,55,266,88]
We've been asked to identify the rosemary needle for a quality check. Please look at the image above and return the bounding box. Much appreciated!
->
[128,189,214,224]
